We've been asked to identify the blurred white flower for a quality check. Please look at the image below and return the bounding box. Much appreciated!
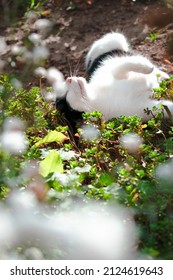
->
[34,19,53,36]
[0,38,7,53]
[41,90,56,102]
[35,67,66,99]
[28,33,42,45]
[54,203,137,259]
[24,247,44,260]
[1,117,28,155]
[7,189,38,212]
[53,173,79,186]
[120,132,143,154]
[73,164,91,174]
[0,207,18,249]
[80,125,100,141]
[22,50,33,63]
[155,159,173,190]
[46,67,64,84]
[34,66,47,77]
[3,117,25,132]
[58,148,79,160]
[11,78,23,90]
[22,160,40,179]
[1,131,28,155]
[0,188,138,260]
[11,45,24,56]
[33,46,49,64]
[53,81,67,98]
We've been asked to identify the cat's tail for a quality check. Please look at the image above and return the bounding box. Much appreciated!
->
[112,55,154,79]
[85,32,130,72]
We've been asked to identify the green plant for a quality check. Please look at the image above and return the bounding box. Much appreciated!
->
[66,1,77,11]
[149,32,159,42]
[0,75,57,137]
[28,0,42,11]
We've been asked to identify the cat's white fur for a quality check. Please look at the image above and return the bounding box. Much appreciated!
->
[66,32,172,121]
[85,32,130,71]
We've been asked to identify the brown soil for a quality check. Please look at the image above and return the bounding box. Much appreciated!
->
[1,0,173,85]
[47,0,173,77]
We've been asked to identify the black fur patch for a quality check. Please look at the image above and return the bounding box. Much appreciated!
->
[87,49,132,81]
[55,96,83,132]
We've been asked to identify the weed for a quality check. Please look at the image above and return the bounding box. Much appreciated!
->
[149,32,159,42]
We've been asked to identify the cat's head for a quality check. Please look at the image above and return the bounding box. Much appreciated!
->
[85,32,130,73]
[66,77,88,112]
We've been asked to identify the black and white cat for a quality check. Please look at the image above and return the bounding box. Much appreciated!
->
[55,32,133,130]
[56,32,172,130]
[66,32,173,121]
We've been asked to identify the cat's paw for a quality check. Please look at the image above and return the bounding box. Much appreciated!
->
[135,56,154,74]
[66,77,87,112]
[141,60,154,74]
[142,65,154,74]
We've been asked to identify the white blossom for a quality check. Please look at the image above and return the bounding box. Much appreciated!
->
[155,159,173,190]
[34,67,47,77]
[28,33,42,45]
[22,50,33,63]
[22,160,40,179]
[53,80,67,98]
[7,189,38,212]
[11,45,24,56]
[120,132,143,154]
[80,125,100,141]
[11,78,23,90]
[1,117,27,155]
[2,117,25,132]
[24,247,44,260]
[0,189,138,260]
[34,19,53,36]
[0,207,18,249]
[1,131,28,155]
[53,202,137,259]
[41,90,56,102]
[33,46,49,64]
[46,67,65,84]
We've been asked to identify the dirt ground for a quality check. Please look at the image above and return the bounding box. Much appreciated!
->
[46,0,173,78]
[1,0,173,84]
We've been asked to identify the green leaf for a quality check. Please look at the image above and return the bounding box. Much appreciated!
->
[39,150,63,177]
[98,173,115,187]
[135,169,146,179]
[34,131,68,148]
